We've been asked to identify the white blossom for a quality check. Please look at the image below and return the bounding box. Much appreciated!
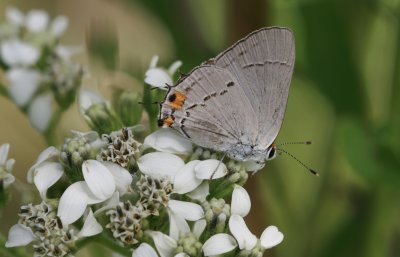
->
[28,93,53,132]
[143,128,192,155]
[57,160,132,225]
[144,55,182,89]
[6,68,41,106]
[0,39,40,66]
[79,88,106,114]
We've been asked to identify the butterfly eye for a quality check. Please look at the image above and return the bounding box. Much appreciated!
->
[267,147,276,160]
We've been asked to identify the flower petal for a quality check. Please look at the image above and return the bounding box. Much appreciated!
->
[149,55,159,69]
[0,143,10,165]
[147,231,177,257]
[187,181,209,201]
[94,191,120,215]
[28,94,53,132]
[57,181,91,225]
[137,152,184,180]
[168,210,190,241]
[7,68,41,106]
[78,209,103,237]
[102,162,132,195]
[82,160,116,200]
[6,159,15,172]
[202,233,237,256]
[168,61,182,75]
[231,185,251,217]
[26,9,49,32]
[260,225,284,249]
[50,15,68,37]
[174,160,202,194]
[5,224,36,247]
[3,173,15,188]
[6,7,24,26]
[33,162,63,199]
[1,40,40,66]
[194,160,228,180]
[79,89,105,114]
[144,68,172,89]
[168,200,204,221]
[144,128,192,155]
[27,146,59,183]
[193,219,206,239]
[229,215,257,250]
[132,243,159,257]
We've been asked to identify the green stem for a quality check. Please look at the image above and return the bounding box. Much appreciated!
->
[43,108,63,146]
[0,234,31,257]
[0,83,8,97]
[80,234,131,257]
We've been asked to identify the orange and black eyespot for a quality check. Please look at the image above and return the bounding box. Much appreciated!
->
[158,115,175,127]
[168,91,186,110]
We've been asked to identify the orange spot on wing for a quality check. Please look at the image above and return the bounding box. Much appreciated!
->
[168,91,186,110]
[162,116,175,127]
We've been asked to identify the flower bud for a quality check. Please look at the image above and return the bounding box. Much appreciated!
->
[117,91,143,126]
[84,102,122,135]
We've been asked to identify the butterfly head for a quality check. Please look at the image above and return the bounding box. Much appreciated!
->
[265,143,277,161]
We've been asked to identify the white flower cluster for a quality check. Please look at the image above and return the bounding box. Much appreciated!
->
[4,55,284,257]
[0,7,82,132]
[5,126,283,257]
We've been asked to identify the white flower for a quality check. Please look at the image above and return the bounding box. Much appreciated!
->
[202,233,237,256]
[137,153,207,222]
[25,9,49,33]
[79,88,106,114]
[57,160,132,225]
[230,185,251,217]
[55,45,81,60]
[229,215,284,250]
[0,143,15,188]
[28,93,53,132]
[1,39,40,66]
[143,128,192,155]
[50,15,68,37]
[6,68,41,106]
[147,219,206,257]
[144,55,182,89]
[5,7,24,26]
[5,208,102,248]
[27,146,60,183]
[132,243,158,257]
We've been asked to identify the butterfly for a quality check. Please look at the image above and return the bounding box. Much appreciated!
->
[158,27,295,168]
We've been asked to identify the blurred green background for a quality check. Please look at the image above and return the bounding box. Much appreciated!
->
[1,0,400,256]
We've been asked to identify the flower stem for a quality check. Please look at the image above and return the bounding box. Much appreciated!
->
[76,234,131,257]
[43,108,63,146]
[0,83,8,98]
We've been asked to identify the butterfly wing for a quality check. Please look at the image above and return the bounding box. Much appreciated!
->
[214,27,295,148]
[159,65,258,152]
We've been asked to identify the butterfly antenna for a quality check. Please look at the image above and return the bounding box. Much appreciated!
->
[275,148,319,176]
[210,153,226,179]
[276,141,312,147]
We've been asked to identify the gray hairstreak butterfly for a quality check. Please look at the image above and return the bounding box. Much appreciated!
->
[158,27,315,173]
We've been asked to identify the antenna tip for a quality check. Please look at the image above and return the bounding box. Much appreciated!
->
[310,169,319,176]
[306,141,312,145]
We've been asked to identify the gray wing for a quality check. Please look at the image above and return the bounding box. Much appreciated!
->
[214,27,295,148]
[159,65,258,152]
